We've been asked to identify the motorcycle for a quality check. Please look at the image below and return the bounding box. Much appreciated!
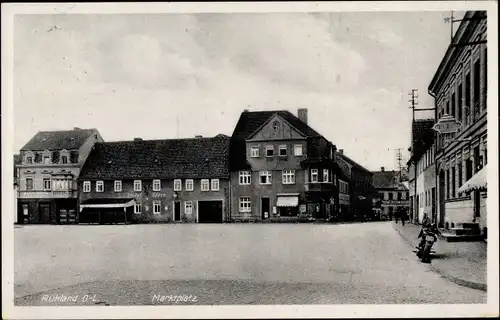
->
[413,225,438,263]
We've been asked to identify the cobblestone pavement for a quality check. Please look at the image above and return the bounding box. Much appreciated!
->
[15,222,486,305]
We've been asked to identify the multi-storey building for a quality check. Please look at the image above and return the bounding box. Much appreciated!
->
[14,154,21,224]
[372,167,410,220]
[335,150,375,220]
[428,11,488,236]
[16,128,103,224]
[77,135,230,224]
[335,151,351,220]
[229,108,339,222]
[407,119,436,224]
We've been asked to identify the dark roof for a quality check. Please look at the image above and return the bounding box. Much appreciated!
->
[230,110,321,171]
[21,129,96,151]
[408,119,435,164]
[79,135,230,180]
[335,152,372,175]
[372,170,404,189]
[81,198,135,205]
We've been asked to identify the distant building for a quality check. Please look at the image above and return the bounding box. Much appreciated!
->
[335,151,375,220]
[78,135,230,224]
[229,109,340,222]
[407,119,436,224]
[16,128,103,224]
[428,10,487,237]
[372,167,410,220]
[14,154,21,224]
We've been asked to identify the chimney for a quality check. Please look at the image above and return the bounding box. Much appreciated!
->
[73,127,82,131]
[195,135,203,138]
[298,108,308,124]
[339,149,344,154]
[134,138,143,142]
[243,109,249,112]
[381,166,385,172]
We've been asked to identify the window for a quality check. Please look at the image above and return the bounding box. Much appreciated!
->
[250,146,260,158]
[96,181,104,192]
[43,156,51,164]
[174,179,182,191]
[458,163,463,191]
[201,179,210,191]
[458,83,463,122]
[282,170,295,184]
[401,191,406,200]
[134,202,142,214]
[83,181,91,193]
[446,170,450,199]
[265,145,274,157]
[473,59,480,107]
[294,144,303,156]
[61,156,68,164]
[445,100,450,115]
[133,180,142,192]
[239,197,251,212]
[239,171,251,185]
[323,169,329,183]
[114,180,122,192]
[185,179,194,191]
[42,178,51,190]
[26,157,33,164]
[152,179,161,191]
[211,179,219,191]
[388,192,393,200]
[311,169,318,183]
[26,178,33,190]
[279,145,287,156]
[484,48,487,109]
[451,92,456,117]
[184,201,193,215]
[465,72,471,124]
[153,201,161,215]
[259,171,272,185]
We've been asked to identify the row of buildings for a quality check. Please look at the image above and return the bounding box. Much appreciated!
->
[407,11,488,240]
[15,108,378,224]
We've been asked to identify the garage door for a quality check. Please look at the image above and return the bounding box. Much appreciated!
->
[198,201,223,223]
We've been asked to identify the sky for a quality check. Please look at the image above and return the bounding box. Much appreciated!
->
[13,11,463,171]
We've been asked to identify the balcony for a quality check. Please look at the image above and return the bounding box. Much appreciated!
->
[305,182,336,193]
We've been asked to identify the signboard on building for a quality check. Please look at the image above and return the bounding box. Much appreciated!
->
[382,200,410,206]
[432,115,461,134]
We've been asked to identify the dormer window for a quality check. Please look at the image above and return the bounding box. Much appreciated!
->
[43,156,51,164]
[60,149,70,164]
[26,156,33,164]
[61,156,68,164]
[42,150,52,164]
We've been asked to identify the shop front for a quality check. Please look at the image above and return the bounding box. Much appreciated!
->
[79,198,136,224]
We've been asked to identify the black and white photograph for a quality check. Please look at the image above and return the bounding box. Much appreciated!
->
[2,2,498,319]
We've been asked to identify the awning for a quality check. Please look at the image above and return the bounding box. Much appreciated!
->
[276,196,299,207]
[79,198,135,211]
[458,165,487,194]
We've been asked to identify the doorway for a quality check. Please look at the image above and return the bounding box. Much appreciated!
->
[261,198,270,220]
[40,203,51,224]
[174,201,181,221]
[473,190,481,220]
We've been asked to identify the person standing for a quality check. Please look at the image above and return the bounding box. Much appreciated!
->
[401,208,407,226]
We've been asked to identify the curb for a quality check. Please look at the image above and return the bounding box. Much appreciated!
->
[392,223,487,292]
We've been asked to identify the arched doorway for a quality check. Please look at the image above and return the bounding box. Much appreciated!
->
[438,169,445,228]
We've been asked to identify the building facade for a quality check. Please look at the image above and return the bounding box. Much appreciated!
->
[372,167,410,220]
[335,153,351,220]
[428,11,488,235]
[335,151,374,220]
[78,135,230,224]
[229,109,340,222]
[407,119,437,224]
[16,128,103,224]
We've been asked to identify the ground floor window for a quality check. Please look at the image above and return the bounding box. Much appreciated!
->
[153,201,161,215]
[280,207,298,217]
[134,203,142,214]
[239,197,251,212]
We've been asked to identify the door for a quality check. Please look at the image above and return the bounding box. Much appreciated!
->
[174,201,181,221]
[473,190,481,220]
[40,203,51,224]
[261,197,270,220]
[198,201,223,223]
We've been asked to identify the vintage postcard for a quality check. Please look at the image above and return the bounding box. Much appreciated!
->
[2,1,498,319]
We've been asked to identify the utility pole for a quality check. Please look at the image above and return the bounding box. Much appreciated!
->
[444,11,487,47]
[395,148,404,181]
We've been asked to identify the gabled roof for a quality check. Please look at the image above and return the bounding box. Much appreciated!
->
[79,134,230,180]
[230,110,322,171]
[231,110,321,141]
[21,128,97,151]
[372,170,405,189]
[412,119,435,146]
[335,152,372,175]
